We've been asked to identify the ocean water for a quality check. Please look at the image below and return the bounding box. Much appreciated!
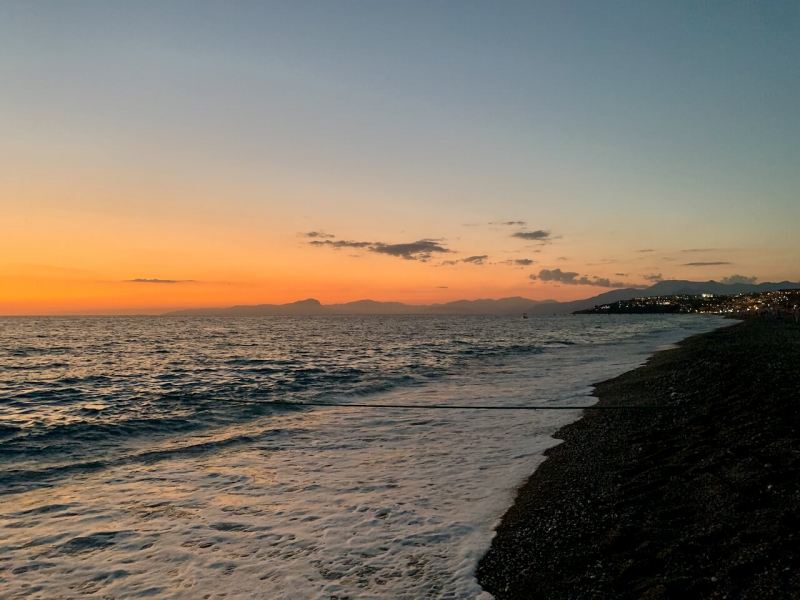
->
[0,315,726,599]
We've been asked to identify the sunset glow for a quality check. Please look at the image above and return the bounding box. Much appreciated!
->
[2,2,798,314]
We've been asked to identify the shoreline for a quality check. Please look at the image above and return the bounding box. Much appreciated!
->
[477,318,800,599]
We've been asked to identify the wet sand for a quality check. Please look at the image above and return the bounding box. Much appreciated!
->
[478,318,800,599]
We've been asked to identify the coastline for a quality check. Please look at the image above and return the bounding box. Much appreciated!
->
[477,318,800,599]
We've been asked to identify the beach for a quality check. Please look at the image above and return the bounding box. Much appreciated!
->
[478,317,800,599]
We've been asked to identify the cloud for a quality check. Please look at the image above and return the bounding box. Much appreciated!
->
[681,262,732,266]
[721,274,757,285]
[637,249,655,253]
[371,240,452,261]
[126,278,194,284]
[681,248,718,253]
[302,231,335,239]
[461,255,488,265]
[615,273,628,277]
[512,259,535,266]
[529,268,631,288]
[437,286,449,288]
[512,230,551,241]
[644,273,663,282]
[309,236,453,260]
[492,221,526,226]
[442,254,490,266]
[309,239,373,249]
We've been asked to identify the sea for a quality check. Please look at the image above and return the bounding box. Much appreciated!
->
[0,314,726,599]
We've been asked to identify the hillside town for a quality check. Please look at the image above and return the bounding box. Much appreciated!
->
[575,289,800,317]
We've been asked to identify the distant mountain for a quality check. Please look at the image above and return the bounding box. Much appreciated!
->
[526,288,648,315]
[166,298,329,316]
[529,280,800,315]
[163,281,800,316]
[641,280,800,296]
[164,296,558,316]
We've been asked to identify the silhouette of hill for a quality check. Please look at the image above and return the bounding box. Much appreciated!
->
[165,296,557,316]
[526,280,800,315]
[163,281,800,316]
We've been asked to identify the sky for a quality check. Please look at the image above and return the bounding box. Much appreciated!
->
[2,1,798,314]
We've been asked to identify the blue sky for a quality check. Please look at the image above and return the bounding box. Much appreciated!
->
[2,1,798,312]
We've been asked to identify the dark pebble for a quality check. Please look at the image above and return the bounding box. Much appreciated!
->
[478,318,800,599]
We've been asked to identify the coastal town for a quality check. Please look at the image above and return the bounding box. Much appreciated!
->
[575,289,800,316]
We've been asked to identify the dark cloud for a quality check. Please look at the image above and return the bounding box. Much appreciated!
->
[126,278,194,284]
[644,273,663,282]
[681,248,718,253]
[303,231,335,239]
[637,249,655,253]
[309,240,372,249]
[371,240,451,261]
[529,268,631,288]
[442,254,490,266]
[461,255,488,265]
[493,221,526,226]
[615,273,628,277]
[681,262,731,266]
[512,230,551,241]
[309,234,454,261]
[513,259,535,266]
[721,274,757,285]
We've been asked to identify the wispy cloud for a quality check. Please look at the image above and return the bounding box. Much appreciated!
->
[309,239,373,249]
[461,255,488,265]
[512,230,551,241]
[637,249,655,253]
[529,268,633,288]
[310,237,452,261]
[681,262,731,266]
[615,273,628,277]
[371,240,451,260]
[511,258,536,266]
[302,231,335,239]
[125,278,195,284]
[681,248,718,253]
[644,273,663,282]
[492,221,527,226]
[442,254,489,266]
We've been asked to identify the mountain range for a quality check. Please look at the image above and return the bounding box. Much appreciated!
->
[163,280,800,316]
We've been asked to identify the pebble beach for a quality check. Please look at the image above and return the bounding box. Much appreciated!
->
[478,317,800,599]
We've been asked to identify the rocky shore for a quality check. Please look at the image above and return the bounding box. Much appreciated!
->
[478,318,800,599]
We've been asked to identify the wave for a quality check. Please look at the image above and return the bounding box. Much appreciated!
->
[0,427,298,496]
[2,313,703,496]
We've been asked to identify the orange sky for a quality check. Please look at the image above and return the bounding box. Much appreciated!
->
[2,3,798,315]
